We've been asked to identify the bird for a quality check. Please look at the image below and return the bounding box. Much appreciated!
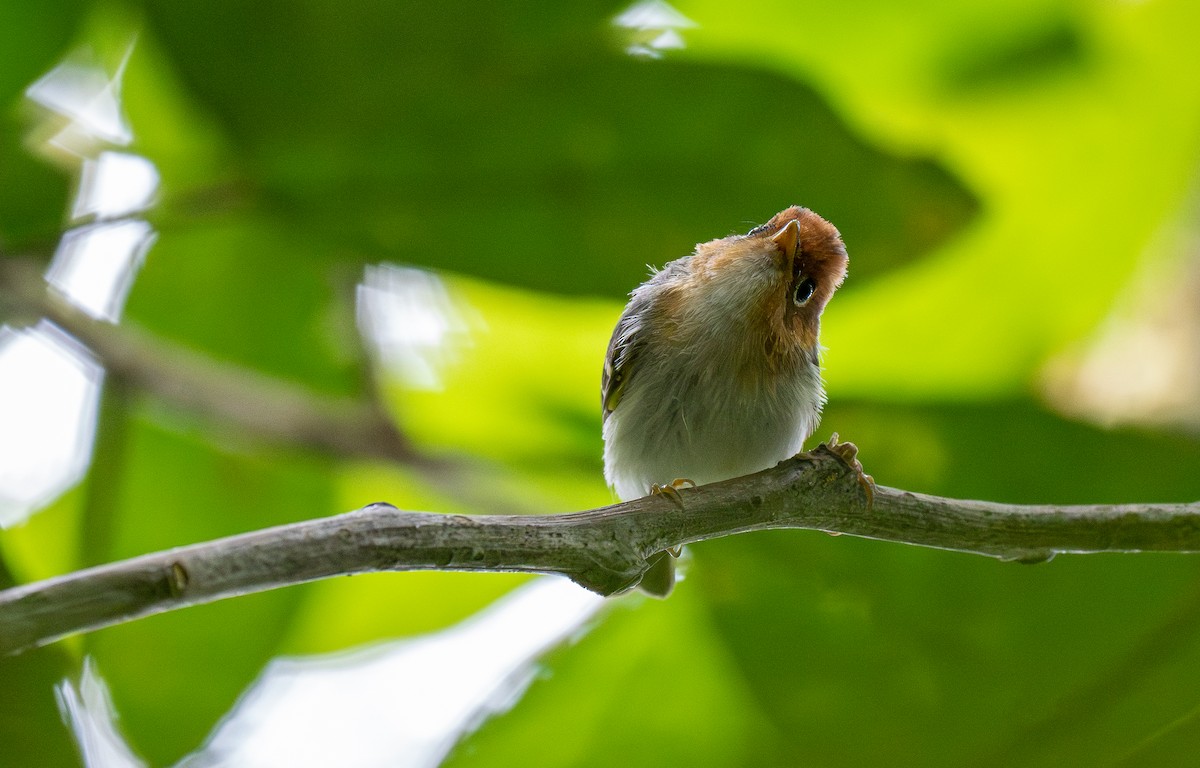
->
[601,206,849,595]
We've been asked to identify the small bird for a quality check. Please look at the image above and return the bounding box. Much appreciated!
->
[601,206,849,595]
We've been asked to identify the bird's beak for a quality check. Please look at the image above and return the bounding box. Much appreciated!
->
[771,219,801,259]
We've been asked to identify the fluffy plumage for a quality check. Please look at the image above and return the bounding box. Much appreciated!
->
[602,206,848,502]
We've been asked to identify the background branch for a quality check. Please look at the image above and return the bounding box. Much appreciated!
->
[0,257,435,470]
[3,443,1198,656]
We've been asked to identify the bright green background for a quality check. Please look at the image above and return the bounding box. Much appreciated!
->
[3,0,1200,765]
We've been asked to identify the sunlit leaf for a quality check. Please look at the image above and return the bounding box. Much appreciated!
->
[680,0,1200,397]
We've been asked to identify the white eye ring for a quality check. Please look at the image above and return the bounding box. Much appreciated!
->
[793,277,817,307]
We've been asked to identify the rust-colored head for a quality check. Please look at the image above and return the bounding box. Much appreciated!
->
[629,204,849,393]
[693,206,847,353]
[753,205,848,326]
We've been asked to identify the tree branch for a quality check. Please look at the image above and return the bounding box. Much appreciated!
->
[0,257,434,470]
[0,256,542,518]
[2,443,1198,656]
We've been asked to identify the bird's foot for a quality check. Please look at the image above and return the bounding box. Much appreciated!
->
[650,478,696,509]
[827,433,875,509]
[640,480,693,594]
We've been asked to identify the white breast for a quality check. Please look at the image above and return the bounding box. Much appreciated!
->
[602,256,825,501]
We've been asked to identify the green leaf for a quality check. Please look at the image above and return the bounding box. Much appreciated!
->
[130,0,974,299]
[0,645,80,768]
[680,0,1200,396]
[0,0,82,108]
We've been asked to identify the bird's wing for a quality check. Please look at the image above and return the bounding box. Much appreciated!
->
[603,261,686,422]
[601,307,643,422]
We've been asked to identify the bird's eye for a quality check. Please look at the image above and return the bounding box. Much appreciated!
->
[793,277,817,307]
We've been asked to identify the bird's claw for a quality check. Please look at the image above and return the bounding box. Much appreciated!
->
[650,478,696,509]
[827,433,875,509]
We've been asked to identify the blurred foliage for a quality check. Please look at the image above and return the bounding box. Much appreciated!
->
[1,0,1199,766]
[0,0,80,248]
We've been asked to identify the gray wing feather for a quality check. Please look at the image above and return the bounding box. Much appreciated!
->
[602,306,644,422]
[602,260,688,421]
